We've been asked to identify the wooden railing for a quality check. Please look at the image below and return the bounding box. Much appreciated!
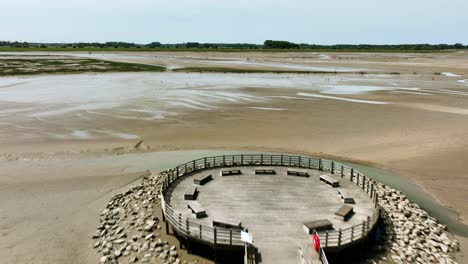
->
[161,196,243,246]
[160,154,380,249]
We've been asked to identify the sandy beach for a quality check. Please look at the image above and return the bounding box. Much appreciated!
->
[0,51,467,263]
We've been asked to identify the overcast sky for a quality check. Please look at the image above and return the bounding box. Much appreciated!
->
[2,0,467,44]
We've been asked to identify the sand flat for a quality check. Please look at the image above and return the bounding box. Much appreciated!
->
[1,51,468,263]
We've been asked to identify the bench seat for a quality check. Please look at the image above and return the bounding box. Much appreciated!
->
[188,201,207,218]
[287,169,309,177]
[184,185,198,200]
[255,168,276,175]
[221,169,242,176]
[338,189,355,204]
[194,174,212,185]
[320,174,340,187]
[303,219,333,234]
[213,217,242,229]
[335,205,354,221]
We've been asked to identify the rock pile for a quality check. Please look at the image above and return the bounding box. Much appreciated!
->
[374,182,459,264]
[92,165,461,264]
[91,170,198,264]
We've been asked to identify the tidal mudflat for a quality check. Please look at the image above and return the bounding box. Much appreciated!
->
[1,51,468,263]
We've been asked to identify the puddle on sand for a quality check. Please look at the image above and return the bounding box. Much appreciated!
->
[248,107,286,111]
[441,72,462,77]
[297,92,390,105]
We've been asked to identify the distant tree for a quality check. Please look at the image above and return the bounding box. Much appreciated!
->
[264,40,299,49]
[186,42,200,48]
[147,42,161,48]
[454,43,464,49]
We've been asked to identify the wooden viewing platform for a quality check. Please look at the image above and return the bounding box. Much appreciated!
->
[160,154,380,264]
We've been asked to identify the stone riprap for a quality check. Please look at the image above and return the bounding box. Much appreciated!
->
[91,167,461,264]
[91,170,198,264]
[374,182,459,264]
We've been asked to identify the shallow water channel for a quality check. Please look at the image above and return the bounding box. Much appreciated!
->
[93,149,468,236]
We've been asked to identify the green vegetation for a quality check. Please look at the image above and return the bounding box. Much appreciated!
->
[0,40,466,53]
[173,67,401,75]
[0,56,166,76]
[264,40,300,49]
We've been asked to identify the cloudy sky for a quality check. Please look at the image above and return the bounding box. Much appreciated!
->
[2,0,467,44]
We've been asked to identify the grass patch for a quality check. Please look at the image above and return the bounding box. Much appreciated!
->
[172,67,401,75]
[0,56,166,76]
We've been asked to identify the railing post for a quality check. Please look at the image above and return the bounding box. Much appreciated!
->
[204,157,207,168]
[179,213,182,229]
[177,167,179,178]
[214,227,217,245]
[341,166,344,177]
[289,155,292,166]
[230,230,232,245]
[350,168,354,181]
[318,159,322,170]
[186,218,190,235]
[241,154,244,165]
[367,216,370,232]
[193,160,196,171]
[351,226,354,241]
[223,155,225,166]
[362,220,365,236]
[281,154,283,165]
[331,161,334,174]
[200,224,202,239]
[261,154,263,165]
[185,163,187,175]
[338,229,342,246]
[325,232,328,247]
[299,156,302,167]
[308,158,311,168]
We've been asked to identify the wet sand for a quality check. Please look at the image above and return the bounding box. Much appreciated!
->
[0,51,468,263]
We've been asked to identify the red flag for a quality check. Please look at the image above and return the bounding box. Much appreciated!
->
[313,233,320,252]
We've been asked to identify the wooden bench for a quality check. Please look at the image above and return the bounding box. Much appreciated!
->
[187,201,207,218]
[303,219,333,234]
[213,217,242,229]
[287,169,309,177]
[184,185,198,200]
[255,168,276,175]
[319,174,339,187]
[335,205,354,221]
[338,189,355,204]
[193,174,212,185]
[221,169,242,176]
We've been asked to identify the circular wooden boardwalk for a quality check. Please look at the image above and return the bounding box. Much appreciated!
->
[160,154,380,264]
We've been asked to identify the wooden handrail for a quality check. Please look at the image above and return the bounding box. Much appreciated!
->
[160,153,380,249]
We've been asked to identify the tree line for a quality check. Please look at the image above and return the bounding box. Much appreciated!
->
[0,40,466,50]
